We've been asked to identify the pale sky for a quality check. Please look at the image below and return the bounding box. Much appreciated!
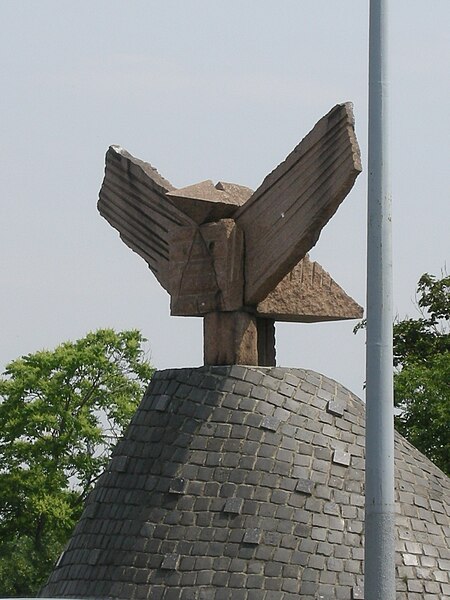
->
[1,1,449,395]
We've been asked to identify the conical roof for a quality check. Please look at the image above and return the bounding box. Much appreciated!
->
[42,366,450,599]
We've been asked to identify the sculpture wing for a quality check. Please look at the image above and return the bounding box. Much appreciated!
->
[256,254,363,322]
[235,103,362,305]
[97,146,195,292]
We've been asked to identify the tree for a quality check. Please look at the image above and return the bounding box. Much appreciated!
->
[0,329,154,597]
[354,272,450,476]
[393,273,449,476]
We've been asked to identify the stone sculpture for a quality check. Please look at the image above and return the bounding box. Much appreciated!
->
[98,103,363,366]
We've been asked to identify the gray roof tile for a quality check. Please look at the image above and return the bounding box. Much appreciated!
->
[41,366,450,600]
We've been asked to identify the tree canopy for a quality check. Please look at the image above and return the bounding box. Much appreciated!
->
[355,272,450,475]
[0,329,154,596]
[393,273,449,476]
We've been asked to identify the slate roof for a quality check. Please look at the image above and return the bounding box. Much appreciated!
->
[41,366,450,599]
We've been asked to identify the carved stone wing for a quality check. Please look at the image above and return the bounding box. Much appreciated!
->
[97,146,195,292]
[256,254,363,322]
[235,103,362,305]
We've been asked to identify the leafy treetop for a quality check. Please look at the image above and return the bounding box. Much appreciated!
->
[393,273,449,476]
[0,328,154,596]
[393,273,450,367]
[354,272,449,476]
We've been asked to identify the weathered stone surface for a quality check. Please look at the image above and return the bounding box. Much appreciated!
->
[257,254,363,322]
[169,219,244,316]
[98,146,194,293]
[215,181,254,205]
[235,103,362,305]
[166,180,252,224]
[42,367,450,600]
[256,318,276,367]
[203,311,257,365]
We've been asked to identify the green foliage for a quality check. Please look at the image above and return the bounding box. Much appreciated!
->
[394,352,449,474]
[354,273,450,475]
[392,273,450,367]
[0,329,154,596]
[393,273,449,475]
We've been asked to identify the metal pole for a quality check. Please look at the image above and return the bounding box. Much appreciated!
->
[365,0,395,599]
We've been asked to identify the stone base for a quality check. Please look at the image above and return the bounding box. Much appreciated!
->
[203,313,275,366]
[41,366,450,599]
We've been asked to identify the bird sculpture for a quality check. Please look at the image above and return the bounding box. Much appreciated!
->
[98,102,363,366]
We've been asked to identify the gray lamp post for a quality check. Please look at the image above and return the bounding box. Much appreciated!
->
[365,0,396,598]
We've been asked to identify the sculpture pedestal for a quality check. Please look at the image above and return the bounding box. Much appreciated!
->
[203,312,275,366]
[42,366,450,600]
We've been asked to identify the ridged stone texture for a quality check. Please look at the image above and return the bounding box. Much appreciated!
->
[42,366,450,599]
